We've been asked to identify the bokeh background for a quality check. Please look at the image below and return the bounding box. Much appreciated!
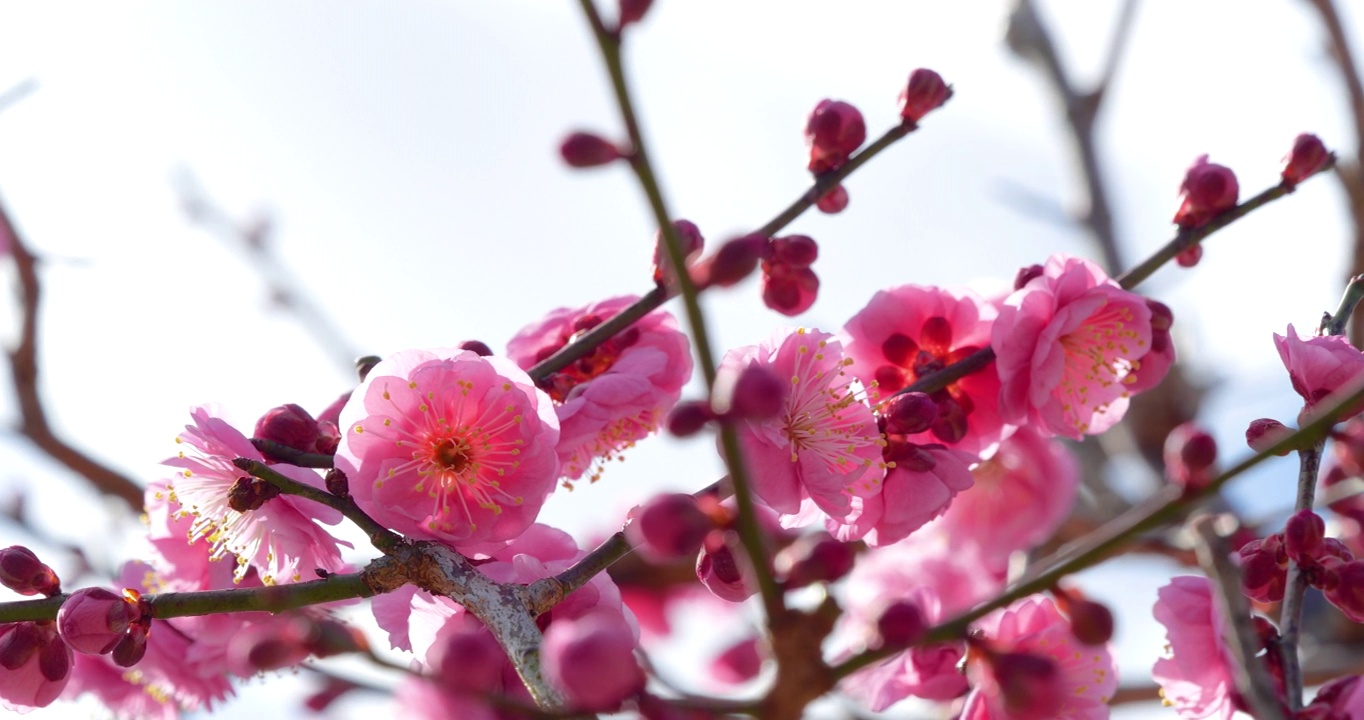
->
[0,1,1360,717]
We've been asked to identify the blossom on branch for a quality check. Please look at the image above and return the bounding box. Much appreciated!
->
[1275,324,1364,420]
[336,349,560,548]
[508,295,692,483]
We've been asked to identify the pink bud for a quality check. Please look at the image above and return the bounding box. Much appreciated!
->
[56,588,141,656]
[1239,535,1288,603]
[1324,560,1364,622]
[761,264,819,316]
[805,100,866,174]
[769,235,819,269]
[0,546,60,597]
[696,540,756,603]
[1013,263,1044,290]
[874,600,926,648]
[991,651,1066,720]
[559,131,624,168]
[666,401,714,437]
[652,219,706,288]
[0,621,70,710]
[694,234,766,289]
[881,392,938,435]
[1285,509,1328,565]
[541,609,644,711]
[1054,592,1114,646]
[774,533,855,589]
[254,403,320,460]
[429,626,505,695]
[617,0,654,28]
[814,184,849,214]
[627,494,713,561]
[458,340,494,356]
[1163,422,1218,490]
[1246,418,1295,456]
[1281,133,1332,189]
[227,617,314,674]
[898,68,951,124]
[726,364,786,421]
[1173,154,1239,229]
[1175,244,1203,268]
[710,636,764,685]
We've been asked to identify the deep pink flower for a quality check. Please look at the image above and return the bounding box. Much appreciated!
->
[1275,324,1364,419]
[56,588,144,656]
[508,295,692,483]
[931,426,1079,563]
[828,441,975,546]
[994,255,1171,439]
[0,621,70,713]
[962,596,1117,720]
[1152,576,1238,720]
[541,608,644,711]
[844,284,1005,456]
[336,349,560,548]
[720,327,886,518]
[164,406,350,584]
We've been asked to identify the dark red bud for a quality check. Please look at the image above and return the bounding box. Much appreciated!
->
[696,540,756,603]
[881,392,938,435]
[1175,245,1203,268]
[1246,418,1294,456]
[617,0,654,28]
[653,219,706,287]
[560,132,624,168]
[1285,509,1327,564]
[0,546,60,597]
[1067,598,1115,645]
[814,184,849,214]
[1164,422,1217,490]
[875,600,926,648]
[628,494,714,561]
[898,68,951,124]
[1281,133,1332,189]
[1173,154,1239,229]
[254,403,320,459]
[1013,263,1044,290]
[458,340,494,357]
[695,235,767,289]
[110,627,147,668]
[727,365,786,421]
[666,401,714,437]
[774,533,856,589]
[992,652,1065,719]
[805,99,866,174]
[761,265,819,316]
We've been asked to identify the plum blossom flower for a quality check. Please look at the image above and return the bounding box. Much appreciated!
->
[844,284,1005,456]
[336,349,560,549]
[164,406,350,584]
[1275,324,1364,420]
[507,295,691,483]
[0,621,71,713]
[1152,576,1244,720]
[994,255,1172,440]
[961,595,1117,720]
[829,441,975,546]
[720,327,886,518]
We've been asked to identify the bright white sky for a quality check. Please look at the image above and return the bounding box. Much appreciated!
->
[0,1,1359,718]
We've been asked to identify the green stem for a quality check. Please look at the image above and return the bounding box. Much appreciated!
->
[234,458,403,553]
[249,438,335,468]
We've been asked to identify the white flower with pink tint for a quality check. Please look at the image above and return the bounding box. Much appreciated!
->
[507,295,692,483]
[962,595,1117,720]
[164,406,349,584]
[993,255,1172,439]
[719,327,885,518]
[336,348,560,549]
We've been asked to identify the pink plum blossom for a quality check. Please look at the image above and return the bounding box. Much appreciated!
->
[507,295,692,483]
[0,621,70,713]
[826,440,975,546]
[931,426,1079,563]
[1275,324,1364,420]
[844,284,1006,456]
[163,406,350,584]
[1152,576,1240,720]
[719,327,886,518]
[336,349,560,549]
[994,255,1172,439]
[541,608,644,711]
[961,595,1117,720]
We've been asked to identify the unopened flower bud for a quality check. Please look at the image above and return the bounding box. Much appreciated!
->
[874,600,926,648]
[898,68,951,124]
[617,0,654,28]
[815,184,849,214]
[324,468,349,497]
[769,235,819,269]
[991,651,1066,720]
[652,219,706,287]
[697,539,756,603]
[726,365,786,421]
[560,131,624,168]
[761,265,819,316]
[805,100,866,174]
[1281,133,1332,189]
[627,493,713,561]
[0,621,71,709]
[1173,154,1239,229]
[711,636,764,685]
[1285,509,1327,564]
[695,234,766,289]
[56,588,142,656]
[774,533,855,589]
[1246,418,1295,456]
[1014,263,1044,290]
[228,616,313,674]
[1239,535,1288,603]
[429,626,504,694]
[458,340,494,357]
[541,610,644,711]
[1175,245,1203,268]
[881,392,938,435]
[354,355,382,381]
[1164,422,1217,490]
[666,401,714,437]
[1052,589,1114,645]
[109,627,148,668]
[227,476,282,513]
[254,404,320,459]
[0,546,60,597]
[1324,560,1364,622]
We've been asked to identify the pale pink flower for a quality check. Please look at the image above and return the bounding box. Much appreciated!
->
[844,284,1006,455]
[931,426,1079,563]
[1152,576,1237,720]
[163,406,349,584]
[827,442,975,546]
[962,595,1117,720]
[720,327,886,518]
[1275,324,1364,418]
[994,255,1171,439]
[335,349,560,549]
[507,295,692,483]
